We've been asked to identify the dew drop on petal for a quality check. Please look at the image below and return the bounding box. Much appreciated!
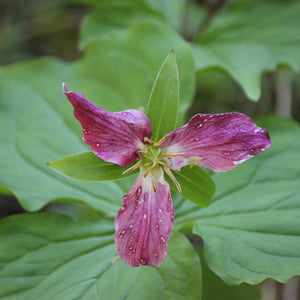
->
[137,187,141,196]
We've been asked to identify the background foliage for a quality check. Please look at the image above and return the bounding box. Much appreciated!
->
[0,0,300,299]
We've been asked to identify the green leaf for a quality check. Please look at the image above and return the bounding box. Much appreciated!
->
[192,0,300,100]
[166,166,215,208]
[146,50,179,142]
[195,245,261,300]
[0,213,202,299]
[0,22,194,213]
[79,0,164,49]
[48,151,137,181]
[183,116,300,285]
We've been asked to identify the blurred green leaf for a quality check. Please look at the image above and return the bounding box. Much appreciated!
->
[48,152,137,181]
[82,0,300,101]
[174,116,300,285]
[0,22,194,214]
[167,166,215,208]
[193,0,300,100]
[147,50,179,141]
[195,245,261,300]
[0,213,202,299]
[79,0,164,49]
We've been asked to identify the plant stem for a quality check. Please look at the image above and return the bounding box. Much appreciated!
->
[193,0,228,42]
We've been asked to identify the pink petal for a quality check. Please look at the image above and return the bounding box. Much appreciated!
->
[114,168,174,267]
[161,112,272,172]
[63,83,151,166]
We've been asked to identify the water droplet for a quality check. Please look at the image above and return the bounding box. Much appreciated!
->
[198,123,203,128]
[261,148,265,151]
[137,187,141,196]
[140,258,144,263]
[154,253,158,257]
[122,112,127,116]
[143,214,147,219]
[233,161,238,165]
[132,249,136,253]
[129,224,133,228]
[129,246,133,250]
[159,209,162,213]
[161,237,166,243]
[121,230,125,234]
[96,143,100,147]
[195,138,199,141]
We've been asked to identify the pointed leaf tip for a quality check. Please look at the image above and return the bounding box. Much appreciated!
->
[146,52,179,142]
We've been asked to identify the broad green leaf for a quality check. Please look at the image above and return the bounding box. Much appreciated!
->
[79,0,164,49]
[0,213,202,300]
[195,245,261,300]
[192,0,300,100]
[0,22,194,213]
[166,166,215,208]
[48,151,137,181]
[79,0,204,48]
[174,116,300,285]
[146,50,179,141]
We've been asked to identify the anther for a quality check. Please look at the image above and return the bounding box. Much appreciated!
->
[122,161,141,175]
[153,134,168,146]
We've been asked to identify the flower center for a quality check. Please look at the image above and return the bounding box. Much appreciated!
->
[140,145,169,174]
[123,135,185,193]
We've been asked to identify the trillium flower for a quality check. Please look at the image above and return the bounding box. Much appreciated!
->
[63,83,272,268]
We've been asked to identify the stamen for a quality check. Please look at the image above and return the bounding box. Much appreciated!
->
[143,137,153,144]
[153,134,168,146]
[165,153,185,158]
[163,166,182,194]
[122,161,141,175]
[150,171,156,192]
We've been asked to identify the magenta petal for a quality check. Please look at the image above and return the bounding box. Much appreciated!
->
[63,83,151,166]
[115,169,174,267]
[161,112,272,172]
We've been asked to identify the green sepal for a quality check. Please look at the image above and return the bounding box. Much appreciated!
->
[146,50,179,142]
[166,166,215,207]
[48,151,138,181]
